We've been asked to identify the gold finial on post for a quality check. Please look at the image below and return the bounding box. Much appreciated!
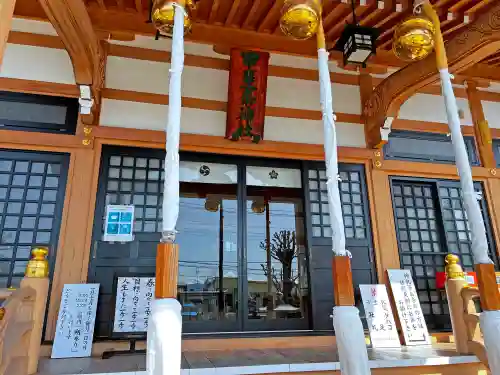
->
[445,254,465,280]
[25,247,49,278]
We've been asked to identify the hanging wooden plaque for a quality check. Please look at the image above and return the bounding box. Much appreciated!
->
[226,49,270,143]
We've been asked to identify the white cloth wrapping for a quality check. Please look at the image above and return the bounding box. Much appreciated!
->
[332,306,371,375]
[146,299,183,375]
[480,311,500,374]
[317,48,348,256]
[439,68,492,265]
[161,4,185,240]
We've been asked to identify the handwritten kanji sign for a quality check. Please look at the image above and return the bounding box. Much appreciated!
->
[360,284,400,348]
[113,277,155,333]
[52,284,99,358]
[387,269,431,346]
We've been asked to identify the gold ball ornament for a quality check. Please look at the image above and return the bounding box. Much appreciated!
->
[25,247,49,278]
[279,0,320,40]
[151,0,195,36]
[445,254,464,280]
[392,16,435,61]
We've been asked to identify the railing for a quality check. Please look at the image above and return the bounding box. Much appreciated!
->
[445,254,490,370]
[0,248,50,375]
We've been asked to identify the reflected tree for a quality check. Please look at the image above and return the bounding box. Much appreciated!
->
[260,230,298,303]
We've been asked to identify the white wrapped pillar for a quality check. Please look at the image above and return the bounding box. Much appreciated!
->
[317,28,370,374]
[439,67,500,375]
[419,1,500,372]
[147,3,185,375]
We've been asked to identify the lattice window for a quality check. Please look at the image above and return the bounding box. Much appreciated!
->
[307,168,366,239]
[392,182,448,329]
[104,155,165,233]
[0,156,65,288]
[393,180,497,330]
[438,186,474,270]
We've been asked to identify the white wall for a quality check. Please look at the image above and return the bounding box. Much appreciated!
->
[0,43,75,84]
[482,100,500,129]
[106,56,229,101]
[100,99,366,147]
[399,93,473,125]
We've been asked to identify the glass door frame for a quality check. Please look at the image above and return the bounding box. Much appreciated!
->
[89,147,312,337]
[240,157,311,332]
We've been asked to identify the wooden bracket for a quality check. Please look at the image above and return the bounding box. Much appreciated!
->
[37,0,107,125]
[364,2,500,148]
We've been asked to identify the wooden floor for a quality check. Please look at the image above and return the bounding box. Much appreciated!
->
[36,343,484,375]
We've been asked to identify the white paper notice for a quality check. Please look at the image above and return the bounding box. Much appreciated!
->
[113,277,156,333]
[52,284,99,359]
[387,269,431,346]
[359,284,400,348]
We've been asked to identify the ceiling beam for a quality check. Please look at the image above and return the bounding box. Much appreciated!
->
[37,0,105,124]
[0,0,16,68]
[225,0,242,26]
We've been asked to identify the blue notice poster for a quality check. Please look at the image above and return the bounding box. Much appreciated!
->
[103,205,135,242]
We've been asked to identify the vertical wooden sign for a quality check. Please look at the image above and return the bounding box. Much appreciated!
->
[226,49,270,143]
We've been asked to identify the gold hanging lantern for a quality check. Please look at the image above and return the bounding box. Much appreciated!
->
[392,14,435,61]
[151,0,196,36]
[279,0,320,40]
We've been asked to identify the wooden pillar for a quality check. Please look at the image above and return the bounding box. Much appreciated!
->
[0,0,16,68]
[466,80,496,168]
[444,254,472,354]
[45,144,101,340]
[475,263,500,311]
[332,256,355,306]
[368,167,400,282]
[21,277,50,374]
[359,70,374,146]
[155,243,179,299]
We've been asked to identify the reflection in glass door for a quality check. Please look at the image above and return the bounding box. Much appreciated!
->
[245,166,309,330]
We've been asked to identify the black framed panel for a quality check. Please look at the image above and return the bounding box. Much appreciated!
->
[0,91,78,135]
[390,177,498,331]
[0,149,69,288]
[302,162,376,332]
[384,131,479,166]
[89,146,312,338]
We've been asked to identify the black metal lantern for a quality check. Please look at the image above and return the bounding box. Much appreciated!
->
[331,0,378,67]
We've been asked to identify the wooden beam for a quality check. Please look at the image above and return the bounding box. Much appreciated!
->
[257,0,282,32]
[208,0,221,24]
[466,80,496,168]
[92,126,374,162]
[0,0,16,68]
[242,0,265,29]
[225,0,242,26]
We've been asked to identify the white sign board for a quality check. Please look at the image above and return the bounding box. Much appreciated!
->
[52,284,99,359]
[103,205,134,242]
[387,269,431,346]
[113,277,156,333]
[360,284,400,348]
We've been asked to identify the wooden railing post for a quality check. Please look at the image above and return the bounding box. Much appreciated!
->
[22,247,50,375]
[444,254,472,354]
